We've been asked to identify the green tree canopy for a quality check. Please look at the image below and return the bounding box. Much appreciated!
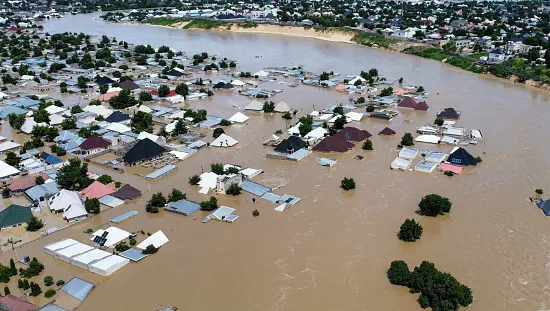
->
[56,158,92,190]
[398,219,423,242]
[418,194,452,216]
[130,111,153,134]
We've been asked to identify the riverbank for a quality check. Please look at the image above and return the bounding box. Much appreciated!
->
[143,17,550,92]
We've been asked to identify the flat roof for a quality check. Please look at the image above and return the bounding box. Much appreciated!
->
[146,165,177,180]
[111,210,138,223]
[60,277,94,302]
[56,243,93,258]
[90,255,128,270]
[44,239,79,252]
[241,180,270,197]
[119,248,148,262]
[71,249,111,265]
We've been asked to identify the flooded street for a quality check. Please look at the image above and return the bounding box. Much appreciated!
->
[0,12,547,311]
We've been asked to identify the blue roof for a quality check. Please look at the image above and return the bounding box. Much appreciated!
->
[40,152,63,165]
[61,277,94,302]
[111,210,139,223]
[164,199,201,216]
[99,195,124,207]
[16,98,40,108]
[39,303,69,311]
[278,194,301,205]
[119,248,148,262]
[260,192,281,203]
[0,106,27,118]
[54,130,78,143]
[25,182,58,202]
[241,180,271,197]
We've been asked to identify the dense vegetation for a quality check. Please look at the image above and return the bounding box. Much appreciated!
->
[398,219,423,242]
[388,260,473,310]
[418,194,452,217]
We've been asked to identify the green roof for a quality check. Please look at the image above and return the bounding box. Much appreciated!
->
[0,205,33,229]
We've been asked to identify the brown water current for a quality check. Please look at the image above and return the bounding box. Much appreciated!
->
[0,12,548,311]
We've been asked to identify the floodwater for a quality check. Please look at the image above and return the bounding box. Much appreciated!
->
[0,12,548,311]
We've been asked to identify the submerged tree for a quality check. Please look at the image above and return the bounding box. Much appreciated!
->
[398,219,423,242]
[340,177,356,191]
[418,194,452,217]
[401,133,414,146]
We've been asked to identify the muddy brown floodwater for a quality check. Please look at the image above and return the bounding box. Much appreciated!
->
[0,12,548,311]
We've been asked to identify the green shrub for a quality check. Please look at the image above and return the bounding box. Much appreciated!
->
[341,177,356,191]
[44,288,56,298]
[418,194,452,217]
[252,209,260,217]
[398,219,423,242]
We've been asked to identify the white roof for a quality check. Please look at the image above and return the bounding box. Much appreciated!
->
[442,127,465,137]
[253,70,269,77]
[470,129,483,139]
[72,248,111,265]
[231,79,245,86]
[239,168,262,179]
[349,76,366,85]
[274,101,290,113]
[91,227,131,248]
[399,147,419,159]
[0,92,8,99]
[211,206,236,220]
[0,141,21,152]
[169,150,190,160]
[137,132,160,141]
[415,134,441,144]
[0,160,20,179]
[44,239,78,252]
[49,189,83,213]
[310,111,320,117]
[63,201,87,220]
[165,120,177,133]
[45,105,67,115]
[90,254,128,270]
[345,111,364,121]
[107,87,123,93]
[166,95,185,103]
[244,100,263,111]
[304,127,328,140]
[137,230,169,249]
[287,122,302,136]
[138,105,152,113]
[391,157,412,170]
[167,110,185,120]
[198,172,218,194]
[49,113,64,126]
[211,134,238,147]
[328,115,352,123]
[84,105,113,118]
[228,112,249,123]
[106,123,131,133]
[21,118,47,134]
[318,114,333,121]
[56,242,93,258]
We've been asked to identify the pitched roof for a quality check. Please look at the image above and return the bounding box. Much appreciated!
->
[118,80,140,91]
[378,127,396,135]
[8,173,49,191]
[166,69,184,77]
[104,111,130,123]
[95,76,114,85]
[437,108,460,119]
[448,147,477,166]
[0,205,33,229]
[123,138,167,164]
[312,136,355,153]
[333,127,372,142]
[274,136,307,153]
[415,101,429,111]
[397,97,417,109]
[79,136,112,150]
[112,184,142,200]
[211,134,238,147]
[81,181,116,199]
[537,200,550,216]
[0,295,39,311]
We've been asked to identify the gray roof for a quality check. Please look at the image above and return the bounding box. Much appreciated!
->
[25,182,59,202]
[60,277,94,302]
[537,200,550,216]
[0,106,28,118]
[119,248,148,262]
[39,303,69,311]
[164,199,200,216]
[241,180,271,197]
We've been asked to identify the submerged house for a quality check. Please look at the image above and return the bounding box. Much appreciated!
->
[437,108,460,119]
[333,127,372,142]
[217,174,243,194]
[537,200,550,216]
[78,136,112,155]
[447,147,477,166]
[397,97,417,109]
[274,136,307,154]
[0,204,33,230]
[378,127,396,136]
[312,136,354,153]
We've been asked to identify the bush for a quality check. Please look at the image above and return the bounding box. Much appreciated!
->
[401,133,414,146]
[475,156,483,163]
[189,174,201,185]
[341,177,356,190]
[398,219,423,242]
[97,175,112,185]
[145,203,159,213]
[26,216,44,232]
[282,112,292,120]
[44,288,56,298]
[362,139,373,150]
[18,279,23,288]
[29,282,41,296]
[366,105,375,112]
[388,260,410,286]
[43,276,53,286]
[129,238,136,246]
[167,188,186,202]
[434,117,444,126]
[84,198,100,215]
[444,170,455,177]
[115,181,121,188]
[19,258,44,279]
[85,228,93,234]
[56,280,65,286]
[387,260,473,310]
[225,184,241,196]
[263,101,275,112]
[4,286,9,295]
[210,163,225,175]
[418,194,452,217]
[252,209,260,217]
[149,192,166,207]
[200,196,218,211]
[213,127,225,138]
[219,119,231,126]
[142,244,159,255]
[115,242,130,252]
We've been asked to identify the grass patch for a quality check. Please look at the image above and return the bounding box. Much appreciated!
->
[182,19,229,30]
[240,22,258,29]
[351,32,395,49]
[144,17,187,26]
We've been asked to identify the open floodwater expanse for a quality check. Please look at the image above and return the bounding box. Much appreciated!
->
[0,12,549,311]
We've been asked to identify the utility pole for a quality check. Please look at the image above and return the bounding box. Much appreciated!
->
[8,238,19,261]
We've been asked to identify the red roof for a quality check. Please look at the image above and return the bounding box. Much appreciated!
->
[398,97,417,109]
[415,101,429,111]
[0,295,39,311]
[79,136,112,151]
[166,90,176,97]
[378,127,396,136]
[150,89,159,95]
[333,127,372,142]
[8,173,50,191]
[81,181,115,199]
[312,136,355,153]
